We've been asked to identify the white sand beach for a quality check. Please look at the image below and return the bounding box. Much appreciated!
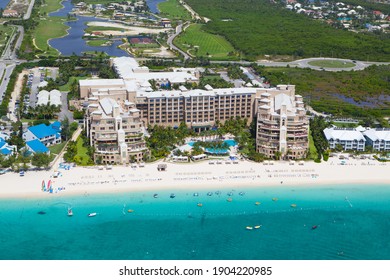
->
[0,157,389,199]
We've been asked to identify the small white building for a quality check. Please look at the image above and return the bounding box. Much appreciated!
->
[37,89,62,107]
[323,127,366,151]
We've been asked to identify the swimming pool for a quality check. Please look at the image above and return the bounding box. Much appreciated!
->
[188,139,237,155]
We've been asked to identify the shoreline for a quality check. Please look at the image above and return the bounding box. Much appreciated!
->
[1,157,389,199]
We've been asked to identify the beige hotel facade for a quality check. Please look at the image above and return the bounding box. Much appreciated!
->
[81,58,309,162]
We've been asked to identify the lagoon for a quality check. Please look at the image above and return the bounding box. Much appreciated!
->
[49,0,129,56]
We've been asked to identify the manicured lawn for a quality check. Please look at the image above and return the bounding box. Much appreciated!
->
[308,60,355,68]
[86,40,111,47]
[40,0,63,14]
[33,0,71,56]
[174,24,236,60]
[75,137,91,166]
[158,0,192,20]
[59,77,89,91]
[49,142,66,155]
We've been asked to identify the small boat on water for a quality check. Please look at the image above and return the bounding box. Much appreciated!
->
[197,203,203,207]
[170,193,176,198]
[193,192,199,197]
[153,194,158,198]
[37,211,46,215]
[67,208,73,217]
[255,201,261,206]
[312,225,318,230]
[227,197,233,202]
[272,197,278,201]
[254,225,262,229]
[291,204,297,208]
[127,209,134,213]
[88,213,97,217]
[246,226,253,230]
[207,192,213,196]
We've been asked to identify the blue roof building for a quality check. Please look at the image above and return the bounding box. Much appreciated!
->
[0,139,16,156]
[23,122,62,147]
[26,139,50,154]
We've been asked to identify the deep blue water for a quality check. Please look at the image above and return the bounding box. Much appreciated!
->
[48,0,129,56]
[0,0,9,9]
[1,184,390,260]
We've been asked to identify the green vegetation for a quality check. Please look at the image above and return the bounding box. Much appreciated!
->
[31,153,52,169]
[185,0,390,61]
[41,0,63,14]
[146,123,193,160]
[199,74,233,88]
[58,76,88,91]
[252,64,390,120]
[158,0,192,21]
[64,134,94,165]
[0,25,14,55]
[308,60,356,68]
[33,19,68,57]
[310,116,330,161]
[308,129,318,160]
[86,40,111,47]
[48,142,67,155]
[174,24,237,60]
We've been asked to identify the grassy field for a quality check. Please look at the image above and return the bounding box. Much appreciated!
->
[40,0,63,14]
[75,137,91,166]
[308,60,355,68]
[34,17,69,56]
[158,0,192,20]
[174,24,236,60]
[0,25,14,54]
[86,40,111,47]
[32,0,70,57]
[59,76,89,91]
[48,142,66,155]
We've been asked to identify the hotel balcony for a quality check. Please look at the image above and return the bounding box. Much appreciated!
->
[95,134,117,141]
[95,148,119,154]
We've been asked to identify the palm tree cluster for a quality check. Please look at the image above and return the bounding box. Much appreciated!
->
[26,104,61,120]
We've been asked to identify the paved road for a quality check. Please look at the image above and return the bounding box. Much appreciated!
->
[0,64,16,102]
[167,22,191,60]
[24,0,35,20]
[209,57,390,72]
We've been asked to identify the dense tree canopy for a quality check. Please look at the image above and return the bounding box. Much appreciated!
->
[186,0,390,61]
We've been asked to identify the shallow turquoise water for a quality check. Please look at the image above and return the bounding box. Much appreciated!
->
[0,184,389,260]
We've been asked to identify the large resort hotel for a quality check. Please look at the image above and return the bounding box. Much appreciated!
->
[81,57,309,164]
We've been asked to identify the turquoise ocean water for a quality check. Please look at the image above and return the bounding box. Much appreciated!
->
[0,183,389,260]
